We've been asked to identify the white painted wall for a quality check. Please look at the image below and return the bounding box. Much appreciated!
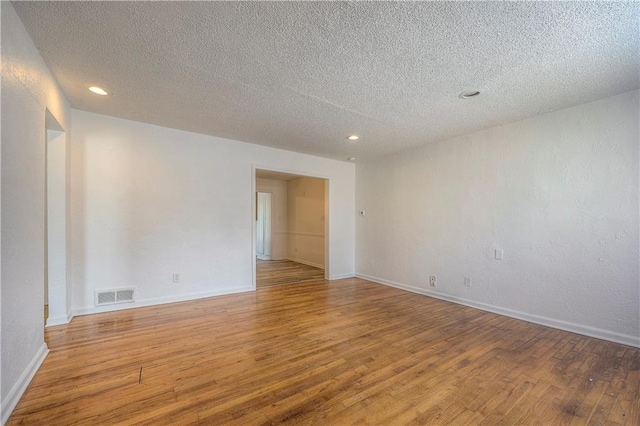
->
[255,178,288,260]
[69,110,356,315]
[287,177,326,269]
[1,2,71,422]
[356,90,640,347]
[46,130,69,327]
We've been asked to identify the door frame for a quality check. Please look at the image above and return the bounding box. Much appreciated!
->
[45,109,71,326]
[251,164,331,290]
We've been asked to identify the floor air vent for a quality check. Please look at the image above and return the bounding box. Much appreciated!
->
[95,288,135,306]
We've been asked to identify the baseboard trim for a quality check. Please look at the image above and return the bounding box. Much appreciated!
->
[330,273,356,280]
[287,257,325,270]
[73,286,254,317]
[1,342,49,424]
[45,313,73,327]
[356,273,640,348]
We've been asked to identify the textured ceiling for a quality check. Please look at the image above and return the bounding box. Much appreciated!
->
[12,1,640,162]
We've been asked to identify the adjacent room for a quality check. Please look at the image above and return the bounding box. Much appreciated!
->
[2,1,639,424]
[255,169,328,288]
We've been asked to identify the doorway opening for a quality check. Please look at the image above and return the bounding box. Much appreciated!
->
[45,110,69,327]
[256,192,272,260]
[253,168,329,288]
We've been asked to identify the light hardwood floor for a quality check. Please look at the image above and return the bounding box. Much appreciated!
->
[257,259,324,287]
[9,274,640,424]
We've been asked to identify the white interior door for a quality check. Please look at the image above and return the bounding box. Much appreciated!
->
[256,192,272,259]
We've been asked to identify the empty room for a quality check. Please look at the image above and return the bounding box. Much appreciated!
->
[1,1,639,425]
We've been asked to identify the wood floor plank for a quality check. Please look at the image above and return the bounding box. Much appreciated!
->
[256,259,324,287]
[7,263,640,425]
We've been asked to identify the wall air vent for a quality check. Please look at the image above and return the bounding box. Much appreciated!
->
[95,288,135,306]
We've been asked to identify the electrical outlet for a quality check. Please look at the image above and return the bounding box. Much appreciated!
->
[495,248,504,260]
[464,277,471,287]
[172,273,180,284]
[429,276,436,287]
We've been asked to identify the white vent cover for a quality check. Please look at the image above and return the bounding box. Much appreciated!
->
[95,288,135,306]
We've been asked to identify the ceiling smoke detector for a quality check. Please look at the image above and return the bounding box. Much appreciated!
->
[459,91,480,99]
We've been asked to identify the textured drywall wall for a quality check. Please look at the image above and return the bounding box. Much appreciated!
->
[287,177,326,268]
[256,178,288,260]
[356,90,640,345]
[70,110,355,314]
[1,0,71,417]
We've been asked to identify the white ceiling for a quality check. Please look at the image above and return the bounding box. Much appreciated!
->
[12,1,640,162]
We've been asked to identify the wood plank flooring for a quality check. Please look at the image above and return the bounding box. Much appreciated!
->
[8,274,640,425]
[257,259,324,287]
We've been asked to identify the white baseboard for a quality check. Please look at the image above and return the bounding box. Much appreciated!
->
[1,342,49,424]
[287,257,325,270]
[73,286,254,317]
[330,273,355,280]
[45,313,73,327]
[356,273,640,349]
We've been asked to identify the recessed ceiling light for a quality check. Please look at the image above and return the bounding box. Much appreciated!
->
[459,91,480,99]
[347,135,359,141]
[89,86,108,96]
[347,157,356,161]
